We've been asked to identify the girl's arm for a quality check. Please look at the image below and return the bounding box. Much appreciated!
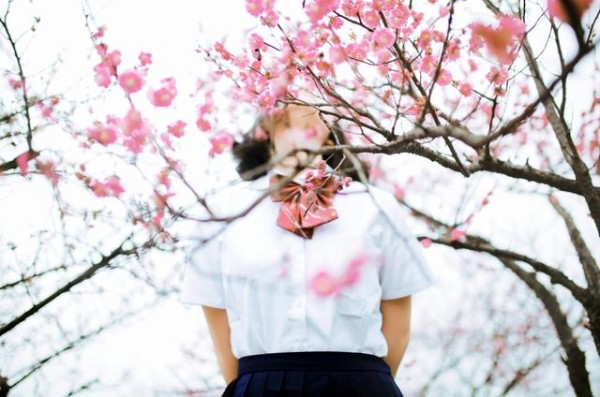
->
[380,295,412,377]
[201,306,238,384]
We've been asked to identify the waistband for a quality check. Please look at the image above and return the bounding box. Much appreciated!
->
[237,351,391,375]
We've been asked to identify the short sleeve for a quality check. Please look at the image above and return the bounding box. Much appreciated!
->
[375,192,436,300]
[179,193,228,308]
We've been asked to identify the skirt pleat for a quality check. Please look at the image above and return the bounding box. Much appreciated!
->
[265,370,284,396]
[221,352,404,397]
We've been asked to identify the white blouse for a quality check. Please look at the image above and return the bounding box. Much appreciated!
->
[180,165,436,359]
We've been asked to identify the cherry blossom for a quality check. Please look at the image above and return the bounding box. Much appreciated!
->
[167,120,186,138]
[470,15,525,65]
[245,0,274,17]
[208,133,235,157]
[450,227,466,241]
[420,238,433,248]
[90,175,125,198]
[393,183,405,200]
[118,70,145,94]
[486,66,509,86]
[16,151,29,176]
[459,82,473,97]
[87,121,118,146]
[147,77,177,107]
[305,0,340,24]
[8,78,23,89]
[119,107,150,153]
[35,159,59,187]
[309,270,339,297]
[103,50,122,69]
[372,28,395,49]
[138,52,152,66]
[93,63,112,88]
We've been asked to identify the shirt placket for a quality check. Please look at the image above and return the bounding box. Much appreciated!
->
[288,236,307,350]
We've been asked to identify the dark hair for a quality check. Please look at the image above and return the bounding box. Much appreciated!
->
[231,113,371,182]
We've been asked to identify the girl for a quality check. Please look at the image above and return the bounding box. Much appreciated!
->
[181,102,436,396]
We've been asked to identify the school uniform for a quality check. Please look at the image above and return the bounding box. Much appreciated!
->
[180,164,436,396]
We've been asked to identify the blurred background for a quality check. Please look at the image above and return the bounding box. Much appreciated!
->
[1,0,599,396]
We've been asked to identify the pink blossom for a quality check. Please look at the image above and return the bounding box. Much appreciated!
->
[214,42,233,61]
[373,0,396,11]
[420,55,437,74]
[345,42,368,61]
[387,4,410,28]
[246,0,274,16]
[340,0,358,16]
[258,90,275,108]
[95,43,108,58]
[123,128,149,154]
[87,121,118,146]
[103,50,122,69]
[393,183,405,200]
[167,120,186,137]
[157,168,172,189]
[249,33,266,52]
[418,29,444,48]
[91,26,105,40]
[361,8,380,29]
[548,0,592,22]
[8,78,23,90]
[16,151,29,176]
[420,238,432,248]
[340,266,361,287]
[305,0,340,24]
[151,210,164,229]
[436,69,452,86]
[147,77,177,107]
[93,63,112,88]
[486,66,509,85]
[450,228,465,241]
[36,101,54,119]
[329,16,344,29]
[294,31,314,50]
[196,118,212,132]
[118,70,145,94]
[340,254,370,287]
[119,107,150,153]
[329,45,346,64]
[261,9,279,26]
[446,40,461,61]
[120,106,144,135]
[309,270,339,297]
[91,175,125,198]
[233,54,250,69]
[138,52,152,66]
[35,159,59,187]
[160,132,174,150]
[208,133,235,157]
[459,82,473,97]
[468,59,478,72]
[470,15,525,65]
[372,28,395,49]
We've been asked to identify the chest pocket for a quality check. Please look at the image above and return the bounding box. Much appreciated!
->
[310,230,383,317]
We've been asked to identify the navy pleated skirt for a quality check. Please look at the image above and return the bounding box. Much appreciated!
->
[221,351,404,397]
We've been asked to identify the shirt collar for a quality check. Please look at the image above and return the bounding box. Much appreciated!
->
[266,162,335,184]
[249,163,368,194]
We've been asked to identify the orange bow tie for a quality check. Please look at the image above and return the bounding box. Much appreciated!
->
[269,171,342,239]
